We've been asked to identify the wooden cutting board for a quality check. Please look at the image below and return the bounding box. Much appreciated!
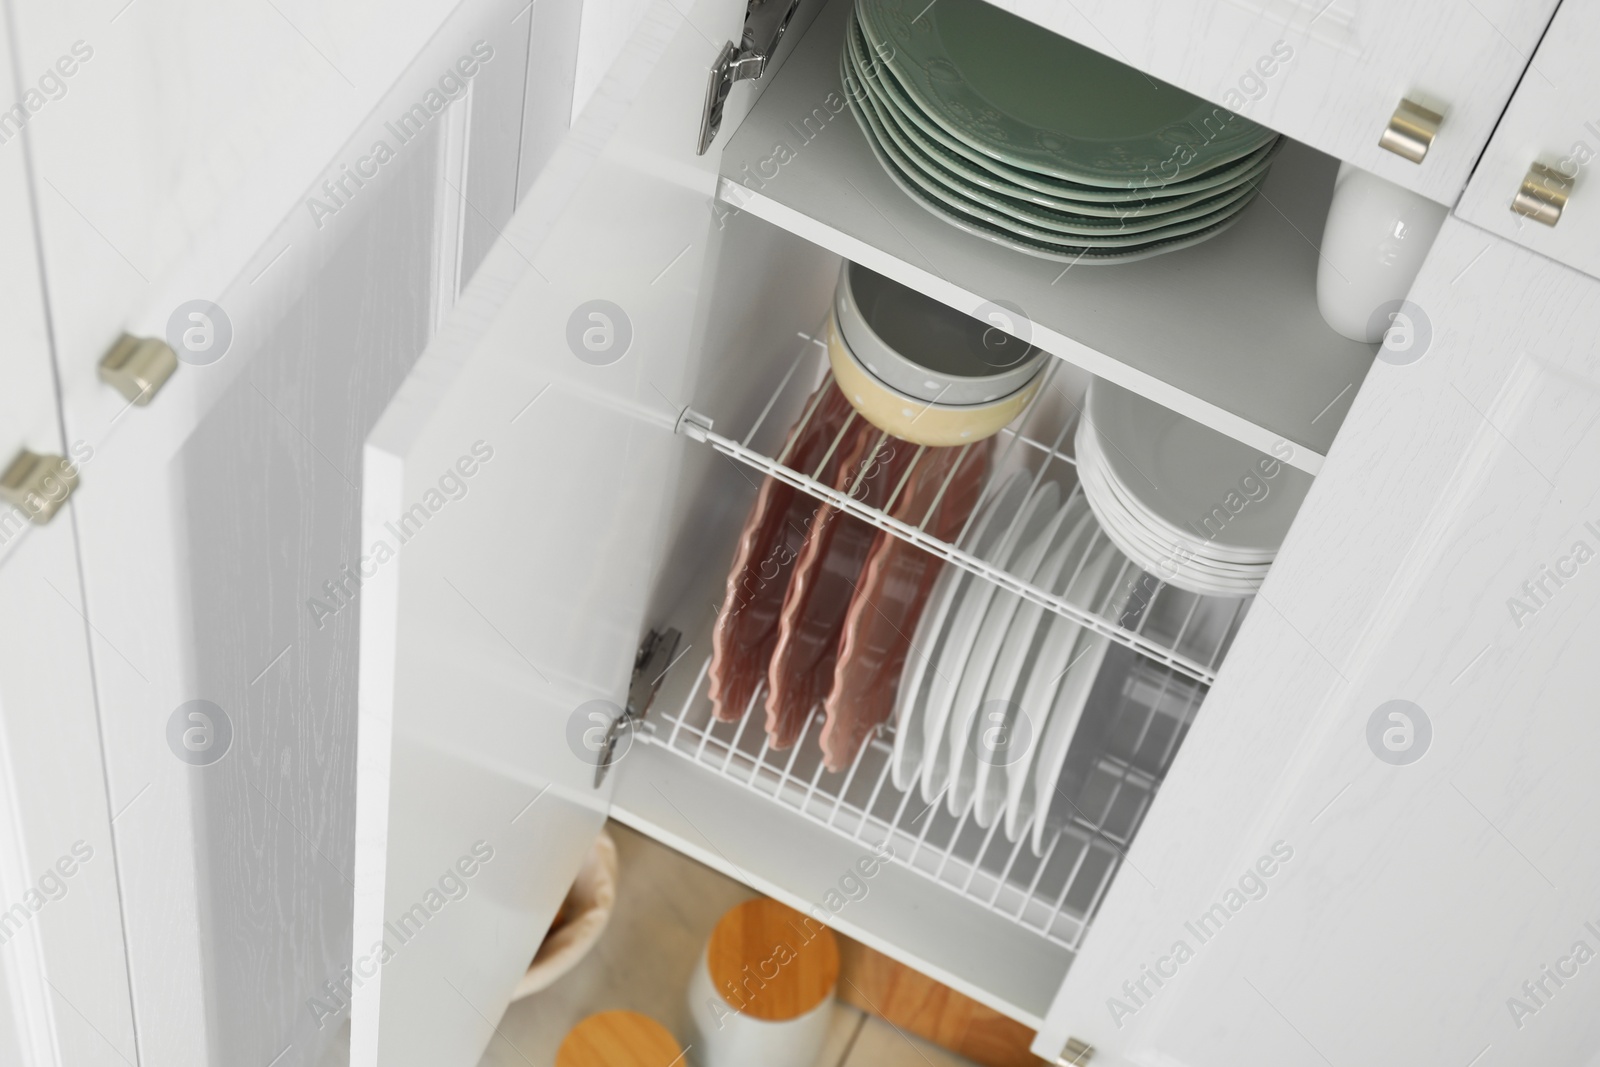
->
[836,937,1052,1067]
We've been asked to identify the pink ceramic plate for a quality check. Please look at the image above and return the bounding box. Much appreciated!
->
[765,421,918,750]
[709,381,855,722]
[819,441,991,772]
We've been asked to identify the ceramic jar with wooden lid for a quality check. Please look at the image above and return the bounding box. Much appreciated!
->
[556,1010,684,1067]
[687,898,840,1067]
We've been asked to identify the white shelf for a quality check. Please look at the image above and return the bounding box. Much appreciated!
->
[716,0,1378,475]
[612,743,1070,1028]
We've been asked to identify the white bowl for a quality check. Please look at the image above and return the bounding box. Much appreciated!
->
[835,260,1048,405]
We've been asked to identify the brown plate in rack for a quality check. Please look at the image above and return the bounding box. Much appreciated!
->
[819,440,990,772]
[765,421,918,750]
[709,380,856,722]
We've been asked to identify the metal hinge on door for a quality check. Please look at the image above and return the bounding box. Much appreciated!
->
[593,627,683,787]
[697,0,806,154]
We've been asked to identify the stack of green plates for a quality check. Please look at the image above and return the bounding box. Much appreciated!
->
[842,0,1282,264]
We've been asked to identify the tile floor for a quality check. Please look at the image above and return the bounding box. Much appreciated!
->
[476,820,978,1067]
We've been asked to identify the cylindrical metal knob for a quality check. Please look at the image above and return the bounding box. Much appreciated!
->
[98,333,178,405]
[1510,161,1571,226]
[0,449,79,525]
[1379,98,1443,163]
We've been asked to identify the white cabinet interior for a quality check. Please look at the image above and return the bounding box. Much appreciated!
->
[717,0,1375,473]
[351,0,1419,1060]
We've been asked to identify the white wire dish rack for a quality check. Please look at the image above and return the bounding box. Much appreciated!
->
[652,334,1254,948]
[644,645,1207,949]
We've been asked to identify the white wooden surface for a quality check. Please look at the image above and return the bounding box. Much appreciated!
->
[981,0,1555,206]
[1038,219,1600,1065]
[1456,0,1600,282]
[717,0,1375,474]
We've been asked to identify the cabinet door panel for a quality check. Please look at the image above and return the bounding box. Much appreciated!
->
[984,0,1553,205]
[1039,219,1600,1065]
[12,2,566,1064]
[0,29,137,1062]
[1456,0,1600,282]
[350,0,769,1062]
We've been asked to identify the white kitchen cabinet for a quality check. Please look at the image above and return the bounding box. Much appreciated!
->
[350,2,1600,1067]
[0,24,138,1067]
[973,0,1557,207]
[1457,0,1600,282]
[1039,217,1600,1066]
[2,0,582,1064]
[9,0,1600,1062]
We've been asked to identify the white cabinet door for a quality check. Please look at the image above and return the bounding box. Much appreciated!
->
[7,2,576,1064]
[1456,0,1600,282]
[1037,218,1600,1064]
[984,0,1554,205]
[348,0,795,1062]
[0,29,137,1067]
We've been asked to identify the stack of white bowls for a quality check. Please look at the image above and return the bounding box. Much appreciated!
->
[1075,380,1311,597]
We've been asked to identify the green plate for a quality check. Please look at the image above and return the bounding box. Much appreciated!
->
[856,0,1277,188]
[854,10,1279,205]
[843,47,1254,262]
[850,14,1280,215]
[846,16,1273,232]
[845,33,1262,241]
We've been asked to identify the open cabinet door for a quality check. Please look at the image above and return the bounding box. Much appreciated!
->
[1038,218,1600,1065]
[349,0,817,1061]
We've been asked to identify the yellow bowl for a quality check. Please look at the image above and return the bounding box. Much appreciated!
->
[826,313,1040,447]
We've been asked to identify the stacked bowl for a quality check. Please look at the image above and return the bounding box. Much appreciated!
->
[1075,380,1312,597]
[841,0,1281,263]
[828,260,1048,445]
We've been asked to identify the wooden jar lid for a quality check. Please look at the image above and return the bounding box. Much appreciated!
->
[706,898,840,1021]
[555,1011,683,1067]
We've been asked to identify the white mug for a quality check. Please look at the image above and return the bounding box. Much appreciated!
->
[1316,163,1448,343]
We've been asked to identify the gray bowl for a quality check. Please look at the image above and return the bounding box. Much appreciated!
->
[834,261,1049,405]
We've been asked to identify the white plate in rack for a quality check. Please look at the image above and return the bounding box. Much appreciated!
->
[999,526,1123,842]
[920,480,1061,806]
[968,498,1094,828]
[890,472,1029,790]
[942,493,1073,818]
[1028,540,1133,855]
[928,479,1062,806]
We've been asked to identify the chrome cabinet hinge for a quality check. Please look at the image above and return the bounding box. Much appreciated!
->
[594,627,683,788]
[697,0,806,154]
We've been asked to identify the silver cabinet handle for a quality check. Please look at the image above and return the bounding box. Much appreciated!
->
[1379,98,1443,163]
[1510,162,1571,226]
[0,450,79,525]
[1057,1037,1095,1064]
[98,333,177,405]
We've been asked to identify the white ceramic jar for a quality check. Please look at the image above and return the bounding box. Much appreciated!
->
[1315,162,1448,343]
[687,899,839,1067]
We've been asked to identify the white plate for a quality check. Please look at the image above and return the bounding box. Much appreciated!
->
[1077,433,1269,596]
[890,472,1029,790]
[968,498,1094,828]
[919,480,1061,804]
[1030,541,1134,855]
[1000,527,1126,841]
[1085,378,1313,559]
[1077,424,1275,569]
[1079,427,1275,569]
[942,491,1073,816]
